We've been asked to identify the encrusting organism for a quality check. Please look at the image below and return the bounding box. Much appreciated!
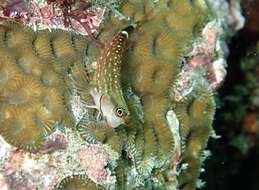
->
[0,0,106,37]
[76,116,122,153]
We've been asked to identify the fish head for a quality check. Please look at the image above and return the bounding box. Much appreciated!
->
[100,93,130,128]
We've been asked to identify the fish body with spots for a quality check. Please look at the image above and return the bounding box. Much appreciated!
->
[90,27,134,128]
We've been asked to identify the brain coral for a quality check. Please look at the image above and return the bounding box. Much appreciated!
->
[0,0,217,189]
[55,175,104,190]
[78,0,216,189]
[0,22,88,151]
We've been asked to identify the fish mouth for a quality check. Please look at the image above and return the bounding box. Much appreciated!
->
[124,115,132,124]
[108,123,125,129]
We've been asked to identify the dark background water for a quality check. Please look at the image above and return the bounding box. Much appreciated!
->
[203,1,259,189]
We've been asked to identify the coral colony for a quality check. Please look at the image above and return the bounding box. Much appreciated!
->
[0,0,244,190]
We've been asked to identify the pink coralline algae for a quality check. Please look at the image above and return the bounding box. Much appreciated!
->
[40,133,68,154]
[0,0,105,36]
[79,144,116,184]
[172,0,245,102]
[2,162,36,190]
[187,22,223,90]
[174,21,227,102]
[0,173,8,190]
[1,0,29,22]
[0,128,118,189]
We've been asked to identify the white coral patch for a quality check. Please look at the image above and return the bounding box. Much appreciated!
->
[0,173,8,190]
[166,110,181,171]
[212,58,227,88]
[0,136,11,159]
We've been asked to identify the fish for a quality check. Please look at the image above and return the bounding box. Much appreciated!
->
[90,25,136,128]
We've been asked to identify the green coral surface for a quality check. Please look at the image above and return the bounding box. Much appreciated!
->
[0,0,217,189]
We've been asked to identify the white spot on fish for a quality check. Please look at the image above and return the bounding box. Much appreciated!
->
[121,31,129,38]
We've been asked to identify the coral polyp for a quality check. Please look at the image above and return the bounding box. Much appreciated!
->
[0,20,88,151]
[17,53,44,76]
[6,27,35,49]
[5,76,43,106]
[77,117,122,153]
[173,81,215,189]
[0,106,45,151]
[56,175,104,190]
[0,58,22,92]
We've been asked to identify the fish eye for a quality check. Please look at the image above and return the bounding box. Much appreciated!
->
[115,107,125,117]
